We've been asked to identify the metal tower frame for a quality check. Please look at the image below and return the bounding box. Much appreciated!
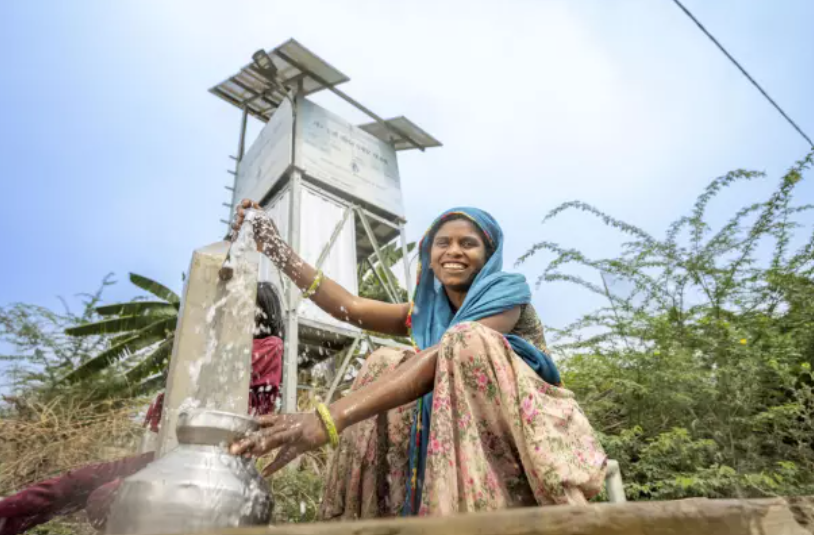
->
[210,39,441,412]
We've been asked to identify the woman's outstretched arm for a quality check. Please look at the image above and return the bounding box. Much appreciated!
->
[233,200,410,336]
[328,306,520,431]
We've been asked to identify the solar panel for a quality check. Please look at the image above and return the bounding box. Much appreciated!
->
[210,38,441,151]
[359,116,443,151]
[209,38,350,122]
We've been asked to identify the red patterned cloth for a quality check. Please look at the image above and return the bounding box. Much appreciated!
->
[0,454,154,535]
[248,336,283,416]
[0,337,283,535]
[143,392,164,433]
[142,336,283,430]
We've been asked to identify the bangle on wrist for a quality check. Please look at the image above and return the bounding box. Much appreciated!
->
[315,403,339,449]
[302,270,324,299]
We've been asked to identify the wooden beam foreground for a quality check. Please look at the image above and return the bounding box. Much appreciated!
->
[206,497,814,535]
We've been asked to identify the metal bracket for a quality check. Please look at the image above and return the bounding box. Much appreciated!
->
[605,460,626,503]
[366,258,397,303]
[399,223,414,297]
[290,204,353,311]
[325,334,362,403]
[275,50,424,152]
[355,207,401,302]
[364,333,378,351]
[315,205,353,272]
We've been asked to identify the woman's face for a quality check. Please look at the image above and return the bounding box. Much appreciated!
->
[429,218,488,292]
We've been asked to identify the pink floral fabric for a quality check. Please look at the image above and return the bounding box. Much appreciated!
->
[320,322,607,519]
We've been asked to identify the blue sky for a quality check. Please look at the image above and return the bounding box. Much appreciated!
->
[1,0,812,334]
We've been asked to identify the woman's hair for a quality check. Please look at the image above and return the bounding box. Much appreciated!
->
[255,282,285,339]
[428,214,496,259]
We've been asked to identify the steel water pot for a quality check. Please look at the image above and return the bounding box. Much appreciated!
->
[105,409,272,535]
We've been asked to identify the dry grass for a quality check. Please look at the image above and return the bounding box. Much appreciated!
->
[26,513,99,535]
[256,374,330,523]
[0,376,330,526]
[263,452,327,523]
[0,396,145,496]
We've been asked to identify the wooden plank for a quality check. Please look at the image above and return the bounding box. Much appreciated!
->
[205,497,814,535]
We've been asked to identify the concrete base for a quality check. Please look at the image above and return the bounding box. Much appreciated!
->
[204,496,814,535]
[157,241,259,457]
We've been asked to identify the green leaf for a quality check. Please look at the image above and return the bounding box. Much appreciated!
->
[63,316,176,382]
[95,301,178,317]
[129,273,180,305]
[124,338,173,383]
[385,241,416,264]
[65,315,163,336]
[361,242,415,274]
[133,374,166,396]
[62,335,138,382]
[110,333,137,346]
[357,241,415,302]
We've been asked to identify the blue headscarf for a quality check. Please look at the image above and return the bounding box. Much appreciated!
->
[402,207,561,515]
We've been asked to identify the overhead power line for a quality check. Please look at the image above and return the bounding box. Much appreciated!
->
[670,0,813,147]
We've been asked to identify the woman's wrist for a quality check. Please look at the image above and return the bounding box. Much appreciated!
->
[251,215,292,270]
[257,237,292,269]
[314,414,331,448]
[268,243,293,271]
[327,402,350,435]
[314,404,340,448]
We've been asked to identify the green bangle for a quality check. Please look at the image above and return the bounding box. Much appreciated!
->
[302,270,323,299]
[315,402,339,449]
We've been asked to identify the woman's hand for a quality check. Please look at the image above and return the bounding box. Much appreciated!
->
[230,412,329,476]
[231,199,291,268]
[230,199,263,240]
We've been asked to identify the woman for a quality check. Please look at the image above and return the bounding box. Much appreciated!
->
[231,201,607,519]
[0,283,285,535]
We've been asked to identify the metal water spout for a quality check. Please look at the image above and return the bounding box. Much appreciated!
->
[105,240,272,534]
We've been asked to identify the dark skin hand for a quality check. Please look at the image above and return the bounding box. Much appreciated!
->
[229,200,521,474]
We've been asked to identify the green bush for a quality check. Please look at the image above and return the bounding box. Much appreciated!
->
[521,151,814,500]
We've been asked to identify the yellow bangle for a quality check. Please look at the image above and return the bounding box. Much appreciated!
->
[315,403,339,449]
[302,270,323,299]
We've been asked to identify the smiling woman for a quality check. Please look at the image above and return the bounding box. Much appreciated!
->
[429,215,494,302]
[229,202,607,519]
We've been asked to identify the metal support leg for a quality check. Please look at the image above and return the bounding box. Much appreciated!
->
[315,205,353,271]
[228,106,249,221]
[237,106,248,161]
[325,335,362,403]
[398,223,413,298]
[605,460,626,503]
[356,207,400,300]
[367,258,397,303]
[282,170,303,414]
